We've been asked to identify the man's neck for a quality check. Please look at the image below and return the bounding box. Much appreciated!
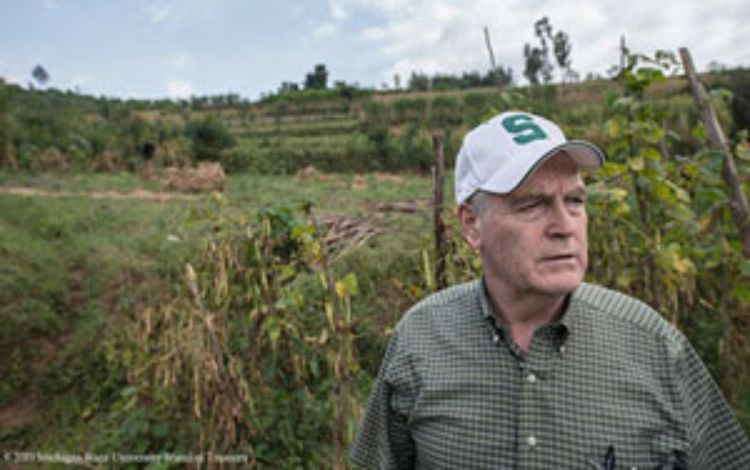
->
[483,278,569,352]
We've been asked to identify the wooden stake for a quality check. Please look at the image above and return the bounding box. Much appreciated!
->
[484,26,497,70]
[680,47,750,258]
[433,131,448,289]
[308,207,348,470]
[1,114,17,169]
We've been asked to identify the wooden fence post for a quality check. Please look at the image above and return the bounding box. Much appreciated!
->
[484,26,497,70]
[433,131,448,289]
[680,47,750,258]
[1,114,17,169]
[307,208,350,470]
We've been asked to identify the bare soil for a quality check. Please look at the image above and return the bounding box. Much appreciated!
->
[0,187,200,201]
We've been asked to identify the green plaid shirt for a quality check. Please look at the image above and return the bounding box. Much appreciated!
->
[350,280,750,469]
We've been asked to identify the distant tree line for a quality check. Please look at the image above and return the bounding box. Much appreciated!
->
[270,16,586,98]
[406,66,514,91]
[270,62,514,101]
[278,63,332,93]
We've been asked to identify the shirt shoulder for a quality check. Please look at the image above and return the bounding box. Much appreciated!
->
[573,282,687,354]
[394,280,481,333]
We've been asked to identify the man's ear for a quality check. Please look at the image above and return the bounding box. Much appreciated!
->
[457,203,481,250]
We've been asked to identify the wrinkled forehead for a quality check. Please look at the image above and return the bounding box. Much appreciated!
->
[510,151,585,195]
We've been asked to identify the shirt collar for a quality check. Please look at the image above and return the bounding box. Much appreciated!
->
[476,276,587,344]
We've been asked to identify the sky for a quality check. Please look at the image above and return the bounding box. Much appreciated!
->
[1,0,749,102]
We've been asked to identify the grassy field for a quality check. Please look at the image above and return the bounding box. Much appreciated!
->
[1,166,749,465]
[0,170,439,450]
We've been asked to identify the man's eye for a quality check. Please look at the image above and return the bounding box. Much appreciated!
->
[518,200,544,212]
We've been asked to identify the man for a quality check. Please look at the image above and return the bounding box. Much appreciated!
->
[350,111,750,469]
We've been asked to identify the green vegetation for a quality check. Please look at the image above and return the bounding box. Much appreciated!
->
[0,49,749,468]
[0,171,436,466]
[0,185,199,433]
[3,59,749,177]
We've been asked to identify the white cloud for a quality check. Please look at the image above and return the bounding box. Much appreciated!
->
[329,0,347,21]
[351,0,422,19]
[346,0,750,85]
[313,22,338,38]
[144,0,220,27]
[357,26,386,41]
[291,2,306,16]
[560,0,750,76]
[169,52,194,71]
[353,0,520,82]
[147,2,173,23]
[311,0,349,38]
[165,79,195,99]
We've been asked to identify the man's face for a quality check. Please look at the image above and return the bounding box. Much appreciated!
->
[461,153,589,298]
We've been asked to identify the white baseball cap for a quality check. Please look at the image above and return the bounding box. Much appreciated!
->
[455,111,605,204]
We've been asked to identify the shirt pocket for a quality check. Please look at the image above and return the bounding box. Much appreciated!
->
[585,437,687,470]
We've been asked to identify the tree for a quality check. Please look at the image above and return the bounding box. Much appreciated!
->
[523,17,574,84]
[533,17,554,83]
[408,72,430,91]
[553,31,576,82]
[31,64,50,87]
[185,117,235,162]
[483,66,513,86]
[279,81,299,93]
[523,44,545,85]
[304,64,329,90]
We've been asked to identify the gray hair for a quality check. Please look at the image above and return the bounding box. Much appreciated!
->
[464,190,493,216]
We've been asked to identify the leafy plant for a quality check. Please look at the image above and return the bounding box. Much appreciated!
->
[106,202,362,466]
[185,117,236,163]
[586,50,750,421]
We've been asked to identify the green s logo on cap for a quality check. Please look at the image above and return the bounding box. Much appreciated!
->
[501,114,548,145]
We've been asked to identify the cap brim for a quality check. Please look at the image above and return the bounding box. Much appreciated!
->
[553,140,606,170]
[479,140,605,196]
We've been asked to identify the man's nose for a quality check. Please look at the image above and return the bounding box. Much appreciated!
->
[547,199,575,236]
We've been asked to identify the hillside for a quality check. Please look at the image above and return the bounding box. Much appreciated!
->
[2,66,749,176]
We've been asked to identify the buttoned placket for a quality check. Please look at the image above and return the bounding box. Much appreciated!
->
[479,283,572,469]
[488,323,567,470]
[517,350,540,469]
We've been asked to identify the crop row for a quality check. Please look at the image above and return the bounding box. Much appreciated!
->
[229,119,360,138]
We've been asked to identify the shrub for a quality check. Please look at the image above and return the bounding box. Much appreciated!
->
[185,117,236,162]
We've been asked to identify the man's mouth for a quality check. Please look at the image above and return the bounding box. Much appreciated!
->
[541,254,576,262]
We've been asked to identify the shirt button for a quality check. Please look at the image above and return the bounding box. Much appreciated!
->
[526,435,537,447]
[526,373,537,384]
[559,345,566,354]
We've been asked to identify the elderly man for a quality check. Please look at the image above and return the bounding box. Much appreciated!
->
[350,112,750,469]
